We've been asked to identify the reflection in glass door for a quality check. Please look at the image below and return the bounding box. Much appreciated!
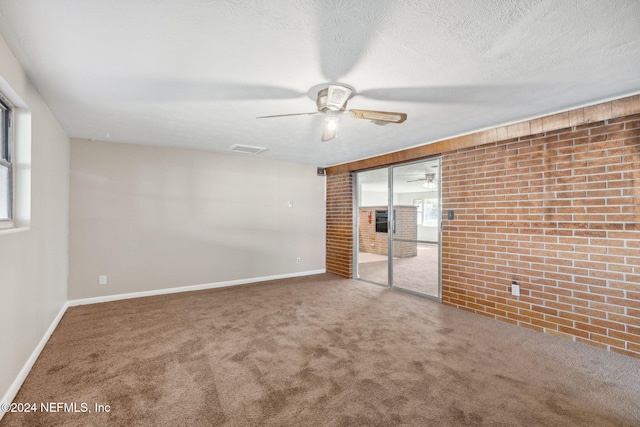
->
[391,159,441,299]
[355,168,389,286]
[354,159,441,300]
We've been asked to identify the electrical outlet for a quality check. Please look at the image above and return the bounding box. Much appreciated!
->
[99,275,107,285]
[296,257,301,264]
[511,281,520,297]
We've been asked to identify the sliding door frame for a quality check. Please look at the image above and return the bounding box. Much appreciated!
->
[352,166,390,288]
[353,157,442,302]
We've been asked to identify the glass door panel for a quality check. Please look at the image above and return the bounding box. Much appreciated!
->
[391,159,441,298]
[391,242,439,296]
[355,168,389,286]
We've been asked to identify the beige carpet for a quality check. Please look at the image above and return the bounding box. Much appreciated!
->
[358,243,439,297]
[2,273,639,426]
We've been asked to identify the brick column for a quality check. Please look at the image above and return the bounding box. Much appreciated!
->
[326,172,353,277]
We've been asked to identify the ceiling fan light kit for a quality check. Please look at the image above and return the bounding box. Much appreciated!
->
[326,117,338,130]
[322,117,338,142]
[258,84,408,142]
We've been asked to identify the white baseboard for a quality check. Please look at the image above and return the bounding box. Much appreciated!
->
[1,301,70,421]
[68,269,326,306]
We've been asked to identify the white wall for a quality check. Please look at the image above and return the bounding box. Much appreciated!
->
[360,189,388,206]
[0,35,69,402]
[68,139,326,299]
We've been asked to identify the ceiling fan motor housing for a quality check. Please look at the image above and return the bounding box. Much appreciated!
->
[317,85,352,112]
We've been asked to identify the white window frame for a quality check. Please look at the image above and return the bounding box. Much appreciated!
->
[412,198,423,225]
[0,94,13,228]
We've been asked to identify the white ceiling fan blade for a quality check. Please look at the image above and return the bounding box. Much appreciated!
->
[256,112,320,119]
[321,118,337,142]
[347,109,407,123]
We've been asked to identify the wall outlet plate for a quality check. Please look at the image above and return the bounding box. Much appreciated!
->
[511,283,520,296]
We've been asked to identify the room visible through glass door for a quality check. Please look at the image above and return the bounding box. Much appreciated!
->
[355,167,389,286]
[390,159,441,299]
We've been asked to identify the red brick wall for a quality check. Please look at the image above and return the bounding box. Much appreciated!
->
[326,173,353,277]
[441,115,640,358]
[358,206,418,257]
[392,206,419,258]
[358,207,388,256]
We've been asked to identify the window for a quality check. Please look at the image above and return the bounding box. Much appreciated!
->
[423,198,439,226]
[413,199,423,225]
[412,197,439,227]
[0,96,12,224]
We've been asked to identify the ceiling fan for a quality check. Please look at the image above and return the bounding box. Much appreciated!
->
[257,84,407,142]
[408,173,438,188]
[408,173,437,182]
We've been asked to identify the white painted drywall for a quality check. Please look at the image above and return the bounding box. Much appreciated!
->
[68,139,326,299]
[360,189,389,207]
[0,35,69,402]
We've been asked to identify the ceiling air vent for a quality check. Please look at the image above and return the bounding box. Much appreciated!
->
[227,144,268,155]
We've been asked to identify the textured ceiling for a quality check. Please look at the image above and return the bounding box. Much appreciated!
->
[0,0,639,167]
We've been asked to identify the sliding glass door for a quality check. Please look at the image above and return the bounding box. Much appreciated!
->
[355,159,441,300]
[355,167,389,286]
[390,159,441,299]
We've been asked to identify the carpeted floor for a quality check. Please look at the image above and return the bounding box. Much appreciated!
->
[358,243,439,297]
[2,273,639,426]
